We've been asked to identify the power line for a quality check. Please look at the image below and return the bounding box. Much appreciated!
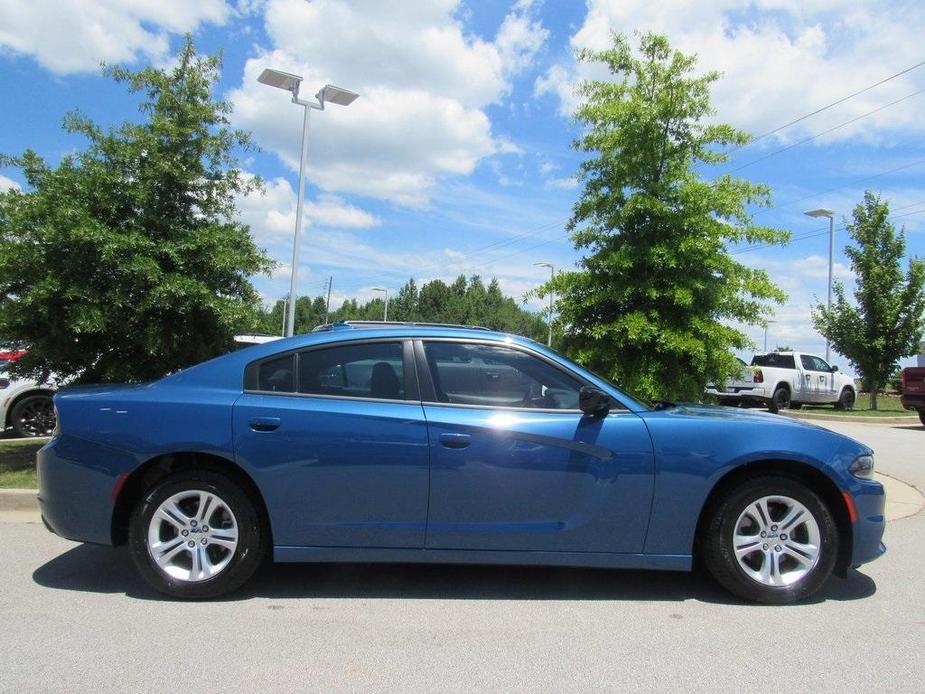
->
[724,88,925,174]
[734,57,925,149]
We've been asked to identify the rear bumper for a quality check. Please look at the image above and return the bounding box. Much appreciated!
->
[899,393,925,410]
[37,435,131,546]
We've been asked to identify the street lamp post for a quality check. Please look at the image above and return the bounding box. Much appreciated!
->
[372,287,389,321]
[258,68,359,337]
[804,208,836,362]
[534,262,554,347]
[764,320,776,352]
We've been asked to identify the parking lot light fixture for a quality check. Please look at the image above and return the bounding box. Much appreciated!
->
[371,287,389,321]
[534,262,554,347]
[804,208,836,362]
[258,68,359,337]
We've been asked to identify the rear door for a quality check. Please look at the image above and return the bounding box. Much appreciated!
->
[233,339,430,549]
[417,339,655,554]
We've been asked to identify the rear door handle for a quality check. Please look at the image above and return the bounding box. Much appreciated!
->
[439,432,471,449]
[249,417,280,432]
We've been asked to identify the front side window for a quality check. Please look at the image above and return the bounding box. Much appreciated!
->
[299,342,405,400]
[423,342,582,410]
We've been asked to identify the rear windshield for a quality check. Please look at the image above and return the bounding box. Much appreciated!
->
[751,353,796,369]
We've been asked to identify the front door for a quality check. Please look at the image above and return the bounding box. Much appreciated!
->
[417,340,655,554]
[233,340,430,548]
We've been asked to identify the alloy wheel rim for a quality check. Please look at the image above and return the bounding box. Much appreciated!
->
[19,400,55,436]
[732,495,821,587]
[147,490,239,583]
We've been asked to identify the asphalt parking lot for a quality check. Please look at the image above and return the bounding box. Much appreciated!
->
[1,420,922,693]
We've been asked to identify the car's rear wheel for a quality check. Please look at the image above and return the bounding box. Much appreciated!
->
[835,388,855,410]
[128,470,266,599]
[701,475,838,604]
[10,394,56,437]
[919,410,925,426]
[767,387,790,413]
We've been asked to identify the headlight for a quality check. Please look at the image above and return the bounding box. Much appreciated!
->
[849,454,875,480]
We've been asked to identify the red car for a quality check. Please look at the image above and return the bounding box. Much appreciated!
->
[900,367,925,426]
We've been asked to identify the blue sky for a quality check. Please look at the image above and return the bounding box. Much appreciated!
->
[1,0,924,370]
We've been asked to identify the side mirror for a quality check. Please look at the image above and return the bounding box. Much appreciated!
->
[831,365,839,372]
[579,386,611,417]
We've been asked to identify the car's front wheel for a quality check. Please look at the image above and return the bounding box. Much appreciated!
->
[835,388,855,410]
[702,475,838,604]
[919,409,925,427]
[128,470,266,599]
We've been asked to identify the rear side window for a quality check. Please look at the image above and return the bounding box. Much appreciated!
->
[299,342,405,400]
[752,353,795,369]
[422,341,582,410]
[256,355,295,393]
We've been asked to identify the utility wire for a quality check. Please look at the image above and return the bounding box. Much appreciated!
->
[733,58,925,150]
[725,88,925,174]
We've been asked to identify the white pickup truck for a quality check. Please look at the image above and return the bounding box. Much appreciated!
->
[706,351,856,413]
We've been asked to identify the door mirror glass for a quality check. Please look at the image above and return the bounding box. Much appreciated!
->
[579,386,611,416]
[831,365,839,372]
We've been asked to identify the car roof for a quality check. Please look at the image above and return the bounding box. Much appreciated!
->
[162,324,537,388]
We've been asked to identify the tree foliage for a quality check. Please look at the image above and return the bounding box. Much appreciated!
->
[258,275,548,340]
[542,32,789,401]
[812,191,925,409]
[0,38,271,382]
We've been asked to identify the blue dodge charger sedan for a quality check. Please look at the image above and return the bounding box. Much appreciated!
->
[37,322,885,602]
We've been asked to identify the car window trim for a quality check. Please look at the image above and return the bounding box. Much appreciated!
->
[243,337,420,403]
[413,337,629,412]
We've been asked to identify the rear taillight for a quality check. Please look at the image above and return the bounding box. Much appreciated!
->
[753,369,763,383]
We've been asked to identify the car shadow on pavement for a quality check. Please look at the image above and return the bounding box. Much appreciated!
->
[32,544,877,605]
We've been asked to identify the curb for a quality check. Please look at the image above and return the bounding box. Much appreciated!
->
[780,411,920,425]
[0,488,39,512]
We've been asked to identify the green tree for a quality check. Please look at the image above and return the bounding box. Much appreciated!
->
[812,191,925,409]
[0,38,271,383]
[543,32,788,401]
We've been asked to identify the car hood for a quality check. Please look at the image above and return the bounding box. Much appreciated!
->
[648,402,826,429]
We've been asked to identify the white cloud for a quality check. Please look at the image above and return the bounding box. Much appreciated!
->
[0,0,230,74]
[545,176,579,190]
[236,175,380,248]
[536,0,925,143]
[539,161,558,175]
[229,0,548,207]
[0,174,21,192]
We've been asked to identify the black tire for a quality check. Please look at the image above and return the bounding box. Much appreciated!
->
[10,394,56,437]
[834,388,855,410]
[128,470,266,599]
[789,402,803,410]
[701,475,838,604]
[918,409,925,427]
[767,386,790,413]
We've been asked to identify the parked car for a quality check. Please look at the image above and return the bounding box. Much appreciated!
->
[0,351,57,438]
[38,323,885,603]
[899,366,925,426]
[733,351,857,413]
[704,356,761,406]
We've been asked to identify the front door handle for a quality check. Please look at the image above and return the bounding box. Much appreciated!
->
[249,417,280,432]
[439,432,471,449]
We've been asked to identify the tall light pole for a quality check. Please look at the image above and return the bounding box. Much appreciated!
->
[764,320,776,352]
[805,208,836,362]
[258,68,359,337]
[372,287,389,321]
[534,262,554,347]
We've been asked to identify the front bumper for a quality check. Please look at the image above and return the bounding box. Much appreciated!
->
[849,480,887,567]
